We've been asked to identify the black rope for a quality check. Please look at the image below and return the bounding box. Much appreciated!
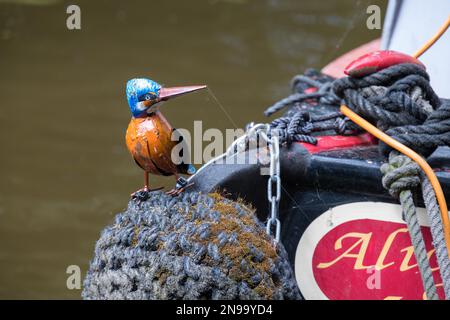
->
[265,69,356,145]
[265,64,450,157]
[333,63,449,157]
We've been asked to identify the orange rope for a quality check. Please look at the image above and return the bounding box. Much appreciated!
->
[340,105,450,258]
[413,15,450,59]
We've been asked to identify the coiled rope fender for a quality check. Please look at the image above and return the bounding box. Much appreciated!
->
[82,191,301,300]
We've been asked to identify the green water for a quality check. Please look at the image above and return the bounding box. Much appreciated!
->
[0,0,384,298]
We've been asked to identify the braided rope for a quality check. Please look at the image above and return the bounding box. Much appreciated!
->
[333,64,448,156]
[420,174,450,298]
[82,191,301,300]
[265,71,358,145]
[381,152,438,300]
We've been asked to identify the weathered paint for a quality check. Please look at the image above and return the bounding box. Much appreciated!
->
[126,111,180,176]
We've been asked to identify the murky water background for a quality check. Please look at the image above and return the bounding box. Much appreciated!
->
[0,0,384,298]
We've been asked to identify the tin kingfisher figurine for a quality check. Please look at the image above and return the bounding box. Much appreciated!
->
[125,78,206,196]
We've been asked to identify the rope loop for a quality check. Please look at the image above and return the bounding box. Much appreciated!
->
[380,151,421,199]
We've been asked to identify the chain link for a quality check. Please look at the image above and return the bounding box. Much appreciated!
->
[190,122,282,243]
[265,133,281,243]
[251,125,282,243]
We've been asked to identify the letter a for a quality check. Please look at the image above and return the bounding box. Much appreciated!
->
[366,5,381,30]
[66,5,81,30]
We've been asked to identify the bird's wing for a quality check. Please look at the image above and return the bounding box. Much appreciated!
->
[172,128,195,175]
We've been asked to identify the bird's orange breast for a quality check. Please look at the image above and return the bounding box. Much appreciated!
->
[125,112,179,176]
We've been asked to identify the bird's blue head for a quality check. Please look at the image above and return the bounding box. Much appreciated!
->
[126,78,207,118]
[126,78,162,118]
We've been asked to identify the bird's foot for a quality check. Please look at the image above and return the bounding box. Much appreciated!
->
[166,177,194,197]
[131,186,164,200]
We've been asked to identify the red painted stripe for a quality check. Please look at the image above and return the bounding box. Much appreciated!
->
[298,133,377,154]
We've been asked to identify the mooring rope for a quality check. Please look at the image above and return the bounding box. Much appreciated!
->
[266,63,450,299]
[381,152,438,300]
[265,69,359,145]
[421,172,450,297]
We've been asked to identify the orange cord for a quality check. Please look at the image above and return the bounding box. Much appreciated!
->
[340,105,450,258]
[412,15,450,59]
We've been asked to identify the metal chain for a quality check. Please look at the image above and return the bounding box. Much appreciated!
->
[264,132,281,243]
[189,123,283,242]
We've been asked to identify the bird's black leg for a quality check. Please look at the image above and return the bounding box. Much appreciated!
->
[131,171,163,198]
[166,175,194,196]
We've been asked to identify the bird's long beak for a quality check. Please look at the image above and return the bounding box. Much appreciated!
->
[159,85,207,101]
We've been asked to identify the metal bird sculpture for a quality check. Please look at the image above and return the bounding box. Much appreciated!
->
[125,78,206,196]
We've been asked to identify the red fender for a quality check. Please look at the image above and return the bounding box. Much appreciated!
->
[344,50,425,78]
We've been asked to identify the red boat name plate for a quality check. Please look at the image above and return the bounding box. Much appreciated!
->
[295,202,444,300]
